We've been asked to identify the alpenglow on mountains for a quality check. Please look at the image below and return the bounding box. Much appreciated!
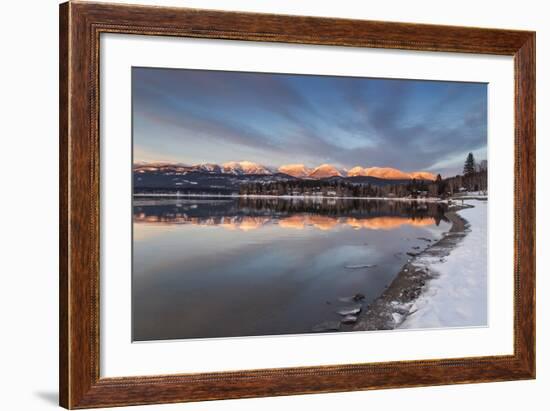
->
[134,160,437,195]
[135,161,436,180]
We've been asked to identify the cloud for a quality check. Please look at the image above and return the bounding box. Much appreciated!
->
[132,68,487,176]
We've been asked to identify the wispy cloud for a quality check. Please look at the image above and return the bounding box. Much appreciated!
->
[133,67,487,176]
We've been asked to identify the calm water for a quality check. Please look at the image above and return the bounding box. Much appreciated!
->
[132,197,450,341]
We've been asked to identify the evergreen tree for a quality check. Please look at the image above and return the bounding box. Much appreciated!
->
[463,152,476,176]
[436,173,446,196]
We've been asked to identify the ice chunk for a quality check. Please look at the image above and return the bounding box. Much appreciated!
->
[341,315,358,324]
[337,306,361,316]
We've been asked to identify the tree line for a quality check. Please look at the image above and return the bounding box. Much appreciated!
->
[239,153,487,199]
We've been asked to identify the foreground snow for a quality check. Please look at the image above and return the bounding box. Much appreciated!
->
[400,200,487,329]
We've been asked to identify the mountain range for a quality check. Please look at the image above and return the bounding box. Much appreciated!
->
[133,160,437,195]
[134,161,436,181]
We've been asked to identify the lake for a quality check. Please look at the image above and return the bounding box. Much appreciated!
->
[132,196,450,341]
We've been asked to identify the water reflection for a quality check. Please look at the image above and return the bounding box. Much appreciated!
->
[132,197,449,341]
[134,213,438,231]
[133,197,447,231]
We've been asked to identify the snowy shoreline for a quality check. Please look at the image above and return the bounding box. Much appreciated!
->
[351,200,487,331]
[400,200,487,329]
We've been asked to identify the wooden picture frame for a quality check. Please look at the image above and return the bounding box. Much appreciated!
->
[59,1,535,408]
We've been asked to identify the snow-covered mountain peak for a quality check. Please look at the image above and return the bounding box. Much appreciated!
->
[308,164,343,179]
[409,171,436,181]
[347,166,369,177]
[191,163,221,173]
[346,166,436,181]
[278,164,312,178]
[364,167,412,180]
[221,161,272,175]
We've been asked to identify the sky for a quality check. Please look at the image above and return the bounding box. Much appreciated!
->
[132,67,487,177]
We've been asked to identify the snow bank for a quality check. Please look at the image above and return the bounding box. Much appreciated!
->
[400,201,487,329]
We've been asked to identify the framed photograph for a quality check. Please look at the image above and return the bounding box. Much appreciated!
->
[59,1,535,409]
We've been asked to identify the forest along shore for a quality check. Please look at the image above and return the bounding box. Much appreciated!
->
[348,200,486,332]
